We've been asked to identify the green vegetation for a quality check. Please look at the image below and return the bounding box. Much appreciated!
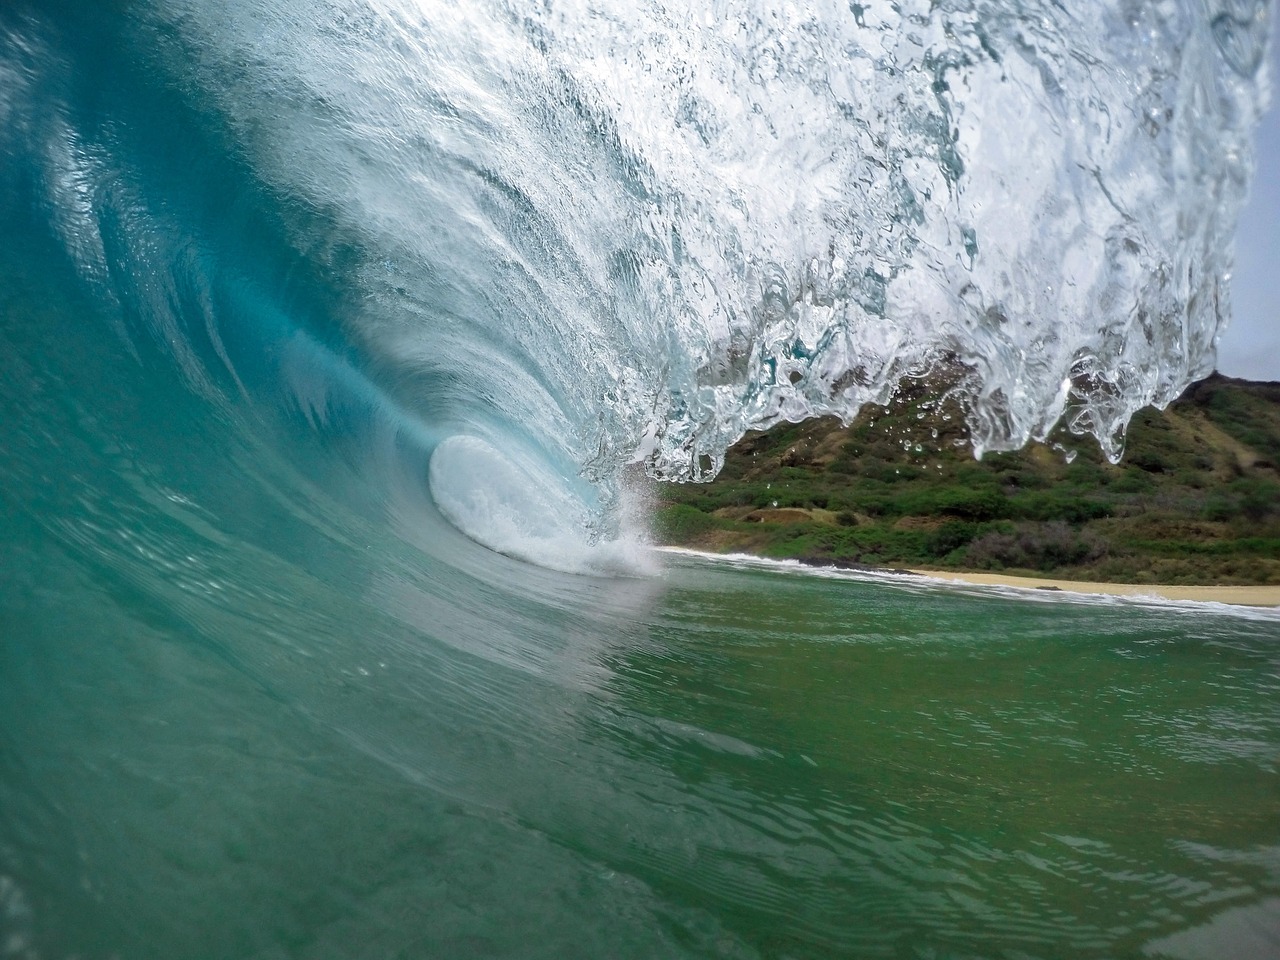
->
[648,374,1280,585]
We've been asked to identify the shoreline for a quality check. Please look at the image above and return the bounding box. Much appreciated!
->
[905,567,1280,608]
[658,547,1280,608]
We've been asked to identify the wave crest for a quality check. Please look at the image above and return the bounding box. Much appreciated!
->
[8,0,1273,502]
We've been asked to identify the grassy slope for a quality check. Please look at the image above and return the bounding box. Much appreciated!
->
[648,374,1280,585]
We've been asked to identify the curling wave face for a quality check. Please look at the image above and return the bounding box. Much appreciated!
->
[0,0,1272,531]
[7,0,1275,488]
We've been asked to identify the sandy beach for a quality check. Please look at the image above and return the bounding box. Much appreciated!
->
[907,568,1280,608]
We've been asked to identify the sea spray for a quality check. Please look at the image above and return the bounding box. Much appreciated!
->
[0,0,1272,545]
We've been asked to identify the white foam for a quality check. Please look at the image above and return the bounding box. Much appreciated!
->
[657,547,1280,621]
[429,435,656,577]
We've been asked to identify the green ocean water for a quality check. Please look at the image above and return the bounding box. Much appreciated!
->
[4,445,1279,959]
[3,1,1279,957]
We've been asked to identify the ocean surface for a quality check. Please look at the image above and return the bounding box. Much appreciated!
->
[2,1,1278,957]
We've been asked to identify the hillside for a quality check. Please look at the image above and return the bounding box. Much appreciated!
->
[648,374,1280,585]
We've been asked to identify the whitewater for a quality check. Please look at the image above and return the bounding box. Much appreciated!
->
[1,1,1277,957]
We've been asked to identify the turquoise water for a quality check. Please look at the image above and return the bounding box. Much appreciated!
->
[4,454,1280,958]
[3,1,1279,957]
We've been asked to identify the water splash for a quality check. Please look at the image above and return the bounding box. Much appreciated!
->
[520,0,1272,473]
[7,0,1273,524]
[429,435,656,575]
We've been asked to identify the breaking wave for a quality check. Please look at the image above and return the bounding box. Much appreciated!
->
[0,0,1270,548]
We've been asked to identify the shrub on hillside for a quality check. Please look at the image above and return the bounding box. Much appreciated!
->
[926,521,980,557]
[898,486,1008,521]
[652,505,718,541]
[1012,492,1112,523]
[1234,477,1279,522]
[963,522,1108,572]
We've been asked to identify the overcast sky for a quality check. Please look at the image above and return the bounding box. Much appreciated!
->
[1218,17,1280,382]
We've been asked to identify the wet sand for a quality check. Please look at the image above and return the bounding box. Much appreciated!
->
[907,568,1280,608]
